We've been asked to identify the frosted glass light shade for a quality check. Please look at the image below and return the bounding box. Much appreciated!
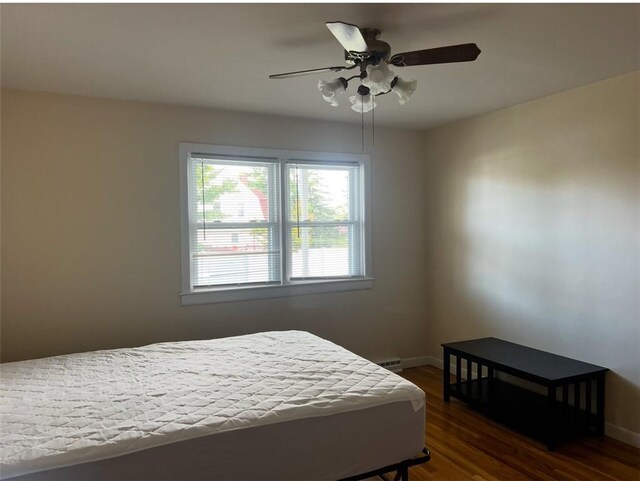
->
[393,77,417,105]
[362,62,395,95]
[349,94,377,113]
[318,78,347,106]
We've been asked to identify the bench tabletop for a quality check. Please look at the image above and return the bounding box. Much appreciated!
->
[442,337,607,382]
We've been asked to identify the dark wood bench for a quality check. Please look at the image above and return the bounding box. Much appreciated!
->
[442,337,608,450]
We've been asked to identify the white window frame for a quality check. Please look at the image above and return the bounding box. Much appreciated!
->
[179,143,373,305]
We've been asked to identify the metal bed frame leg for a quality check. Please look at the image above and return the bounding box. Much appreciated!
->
[398,465,409,481]
[340,448,431,481]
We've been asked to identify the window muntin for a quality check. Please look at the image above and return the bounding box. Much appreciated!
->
[181,144,371,303]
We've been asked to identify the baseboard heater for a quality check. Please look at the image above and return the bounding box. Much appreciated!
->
[378,358,403,373]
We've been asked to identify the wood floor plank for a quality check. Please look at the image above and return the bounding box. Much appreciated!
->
[400,366,640,481]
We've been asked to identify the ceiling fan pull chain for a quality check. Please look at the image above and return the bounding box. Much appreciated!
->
[295,164,301,239]
[361,98,364,151]
[201,160,206,241]
[372,95,375,147]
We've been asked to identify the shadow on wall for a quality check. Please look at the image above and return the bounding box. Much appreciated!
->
[462,175,636,342]
[452,149,639,433]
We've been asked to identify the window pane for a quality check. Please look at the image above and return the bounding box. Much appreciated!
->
[288,165,353,222]
[287,162,362,280]
[192,227,280,287]
[191,159,277,224]
[189,157,280,287]
[289,225,360,279]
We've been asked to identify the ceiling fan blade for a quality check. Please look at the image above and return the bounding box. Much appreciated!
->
[389,43,481,67]
[269,66,348,79]
[326,21,369,53]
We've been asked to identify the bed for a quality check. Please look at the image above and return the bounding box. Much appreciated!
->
[1,331,429,480]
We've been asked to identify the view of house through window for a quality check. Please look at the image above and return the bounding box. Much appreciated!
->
[190,158,280,288]
[187,151,366,291]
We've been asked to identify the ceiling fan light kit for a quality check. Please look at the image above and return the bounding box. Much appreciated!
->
[317,65,413,110]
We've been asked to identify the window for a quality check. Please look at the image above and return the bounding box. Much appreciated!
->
[179,144,372,305]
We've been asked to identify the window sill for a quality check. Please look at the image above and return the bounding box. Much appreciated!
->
[180,277,374,305]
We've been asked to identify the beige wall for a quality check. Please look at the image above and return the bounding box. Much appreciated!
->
[0,89,428,363]
[423,72,640,441]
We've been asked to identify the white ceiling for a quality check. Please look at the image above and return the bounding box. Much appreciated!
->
[1,4,638,129]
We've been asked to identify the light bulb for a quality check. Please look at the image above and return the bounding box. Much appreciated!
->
[318,77,347,106]
[392,77,417,105]
[362,62,395,95]
[349,94,377,113]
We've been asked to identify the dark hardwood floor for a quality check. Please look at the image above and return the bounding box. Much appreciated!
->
[400,366,639,481]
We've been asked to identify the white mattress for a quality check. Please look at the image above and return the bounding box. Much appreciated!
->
[1,331,426,480]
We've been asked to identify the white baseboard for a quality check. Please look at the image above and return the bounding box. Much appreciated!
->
[401,355,436,369]
[605,423,640,448]
[402,355,640,448]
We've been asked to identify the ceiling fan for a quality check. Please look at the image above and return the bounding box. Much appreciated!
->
[269,21,481,113]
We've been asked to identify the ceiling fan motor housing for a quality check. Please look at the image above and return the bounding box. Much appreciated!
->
[362,28,391,61]
[345,28,391,65]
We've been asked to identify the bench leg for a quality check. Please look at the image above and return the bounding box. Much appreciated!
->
[596,374,605,436]
[443,349,451,402]
[547,385,557,451]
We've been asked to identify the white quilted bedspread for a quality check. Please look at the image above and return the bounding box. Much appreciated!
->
[0,330,425,479]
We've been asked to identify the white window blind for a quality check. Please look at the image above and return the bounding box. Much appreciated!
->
[286,162,363,279]
[189,156,280,288]
[181,144,371,304]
